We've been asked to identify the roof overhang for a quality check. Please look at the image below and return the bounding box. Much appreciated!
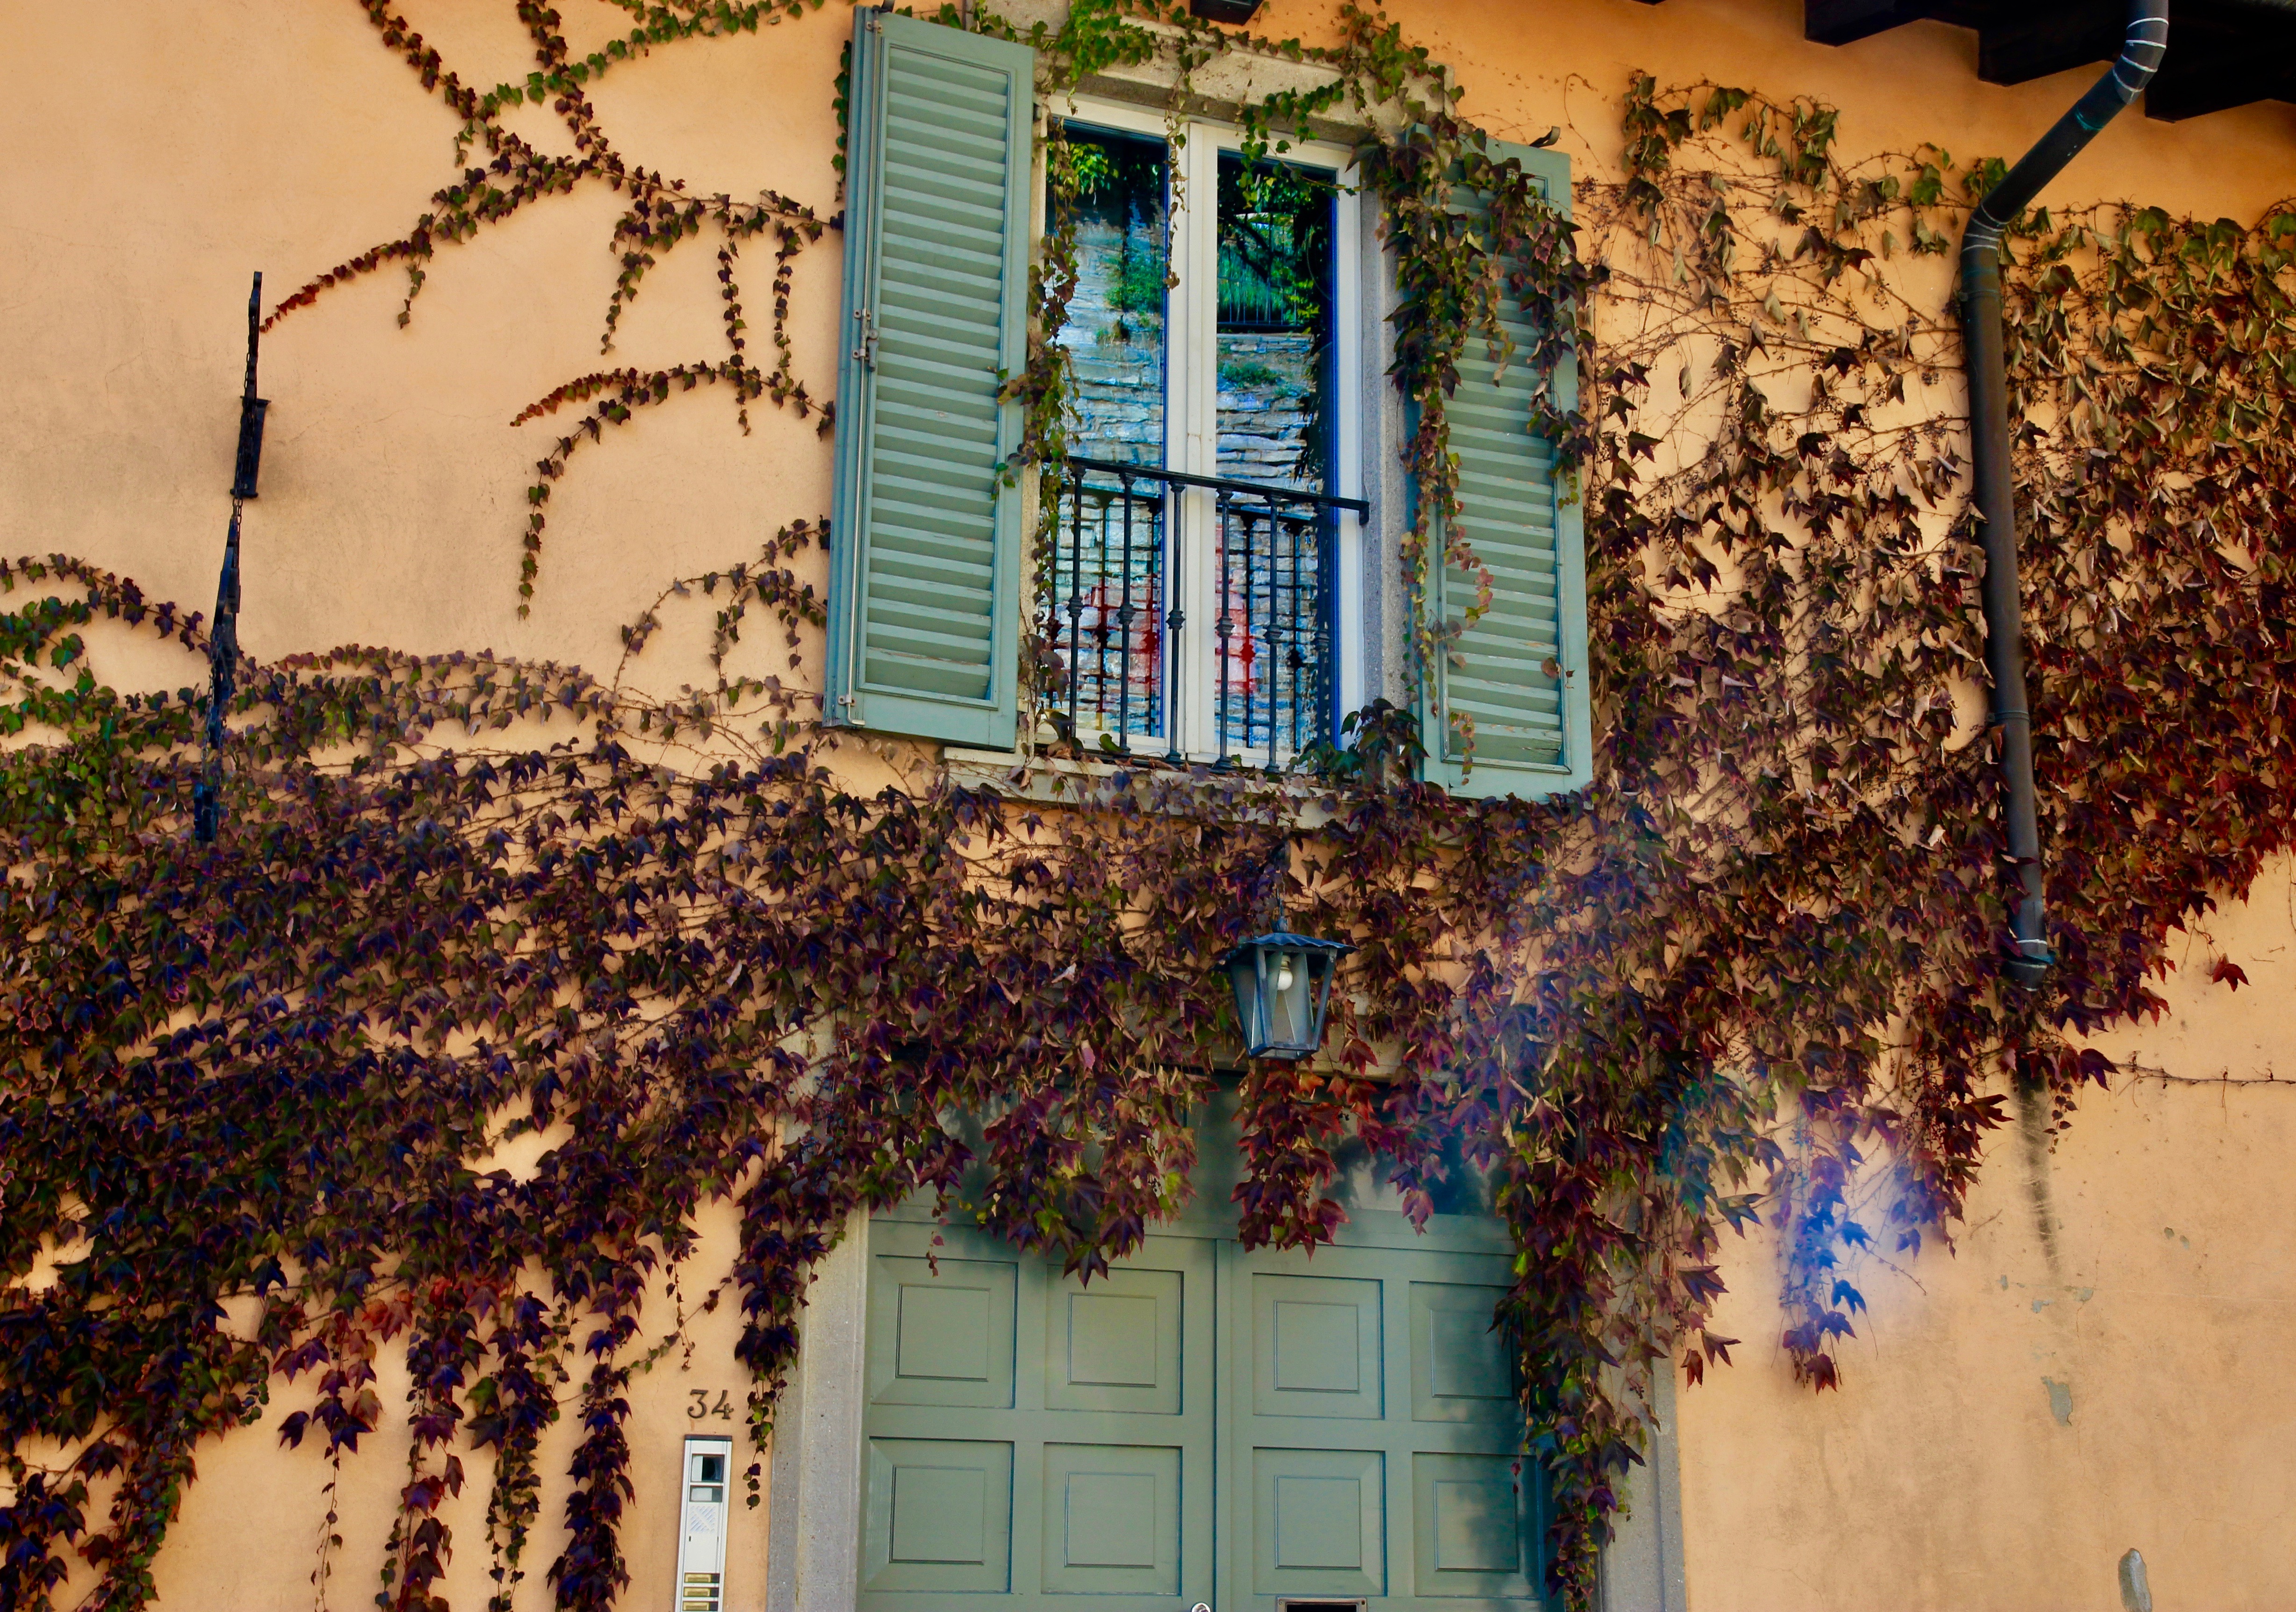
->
[1632,1,2296,122]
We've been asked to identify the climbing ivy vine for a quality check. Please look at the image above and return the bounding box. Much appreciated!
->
[5,4,2296,1612]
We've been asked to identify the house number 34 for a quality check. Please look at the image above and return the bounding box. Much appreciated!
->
[688,1389,734,1421]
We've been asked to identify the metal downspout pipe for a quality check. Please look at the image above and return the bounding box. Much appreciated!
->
[1958,1,2167,988]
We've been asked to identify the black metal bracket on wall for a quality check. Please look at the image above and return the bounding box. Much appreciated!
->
[193,272,266,844]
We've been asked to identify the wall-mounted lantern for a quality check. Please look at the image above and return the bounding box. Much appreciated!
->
[1188,0,1264,22]
[1218,920,1352,1061]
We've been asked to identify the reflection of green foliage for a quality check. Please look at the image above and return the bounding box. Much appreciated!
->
[1217,222,1299,327]
[1107,238,1167,315]
[1218,358,1285,389]
[1217,152,1334,334]
[1071,140,1116,197]
[1213,153,1333,483]
[1214,151,1333,485]
[1067,122,1166,225]
[1066,123,1170,343]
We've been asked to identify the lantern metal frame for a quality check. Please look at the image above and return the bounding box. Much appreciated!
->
[1216,920,1353,1061]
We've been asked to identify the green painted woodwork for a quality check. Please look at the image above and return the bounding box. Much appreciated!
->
[1420,139,1593,802]
[1041,1443,1183,1594]
[862,1220,1218,1612]
[1226,1239,1540,1612]
[828,11,1031,747]
[1253,1274,1385,1420]
[1409,1283,1519,1423]
[869,1255,1018,1408]
[1413,1454,1534,1598]
[1046,1267,1184,1415]
[865,1437,1015,1592]
[1251,1446,1386,1596]
[862,1188,1543,1612]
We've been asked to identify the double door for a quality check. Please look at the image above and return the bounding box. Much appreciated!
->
[857,1211,1544,1612]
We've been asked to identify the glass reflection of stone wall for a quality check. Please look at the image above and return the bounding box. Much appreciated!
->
[1216,331,1318,488]
[1065,217,1165,465]
[1062,221,1319,491]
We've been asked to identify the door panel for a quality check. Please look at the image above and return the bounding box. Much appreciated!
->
[1227,1238,1542,1612]
[1253,1275,1385,1419]
[1040,1442,1182,1593]
[1409,1283,1518,1423]
[864,1437,1015,1592]
[860,1221,1216,1612]
[1046,1268,1182,1414]
[861,1209,1543,1612]
[1410,1453,1536,1598]
[1250,1447,1387,1597]
[869,1254,1018,1408]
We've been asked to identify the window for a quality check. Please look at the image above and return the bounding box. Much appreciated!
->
[828,10,1590,800]
[1044,108,1363,767]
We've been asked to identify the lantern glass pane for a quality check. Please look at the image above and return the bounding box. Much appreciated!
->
[1227,951,1264,1050]
[1266,946,1313,1051]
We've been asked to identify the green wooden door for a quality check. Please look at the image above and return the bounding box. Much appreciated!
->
[859,1204,1541,1612]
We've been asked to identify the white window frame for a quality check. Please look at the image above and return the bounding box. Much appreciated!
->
[1046,94,1365,765]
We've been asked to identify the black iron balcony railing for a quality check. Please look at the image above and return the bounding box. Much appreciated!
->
[1051,455,1368,767]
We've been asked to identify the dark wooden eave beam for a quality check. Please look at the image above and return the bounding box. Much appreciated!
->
[1973,5,2126,84]
[1796,0,2296,120]
[2145,3,2296,119]
[1637,0,2296,121]
[1804,0,1943,46]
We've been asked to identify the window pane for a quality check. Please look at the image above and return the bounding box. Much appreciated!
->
[1212,152,1337,764]
[1059,124,1169,466]
[1215,152,1334,491]
[1049,123,1170,750]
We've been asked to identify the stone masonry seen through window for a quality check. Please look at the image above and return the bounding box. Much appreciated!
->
[1049,116,1351,766]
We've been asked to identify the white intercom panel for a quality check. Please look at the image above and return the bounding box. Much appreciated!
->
[674,1435,733,1612]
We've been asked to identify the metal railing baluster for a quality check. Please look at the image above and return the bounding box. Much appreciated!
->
[1116,472,1136,753]
[1065,478,1086,738]
[1054,457,1364,769]
[1251,502,1262,756]
[1163,476,1184,764]
[1277,508,1291,756]
[1093,492,1112,732]
[1216,489,1233,759]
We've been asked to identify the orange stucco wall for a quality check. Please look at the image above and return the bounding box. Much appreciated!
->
[1675,887,2296,1612]
[4,1,2292,1608]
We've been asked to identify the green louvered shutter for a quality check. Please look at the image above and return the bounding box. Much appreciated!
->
[1420,140,1592,801]
[827,11,1032,747]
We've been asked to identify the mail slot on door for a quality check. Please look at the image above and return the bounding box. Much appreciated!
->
[1274,1601,1368,1612]
[675,1435,733,1612]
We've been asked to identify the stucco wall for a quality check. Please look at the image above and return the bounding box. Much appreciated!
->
[149,1194,771,1611]
[6,0,849,692]
[4,1,2292,1608]
[8,0,2290,687]
[1676,877,2296,1612]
